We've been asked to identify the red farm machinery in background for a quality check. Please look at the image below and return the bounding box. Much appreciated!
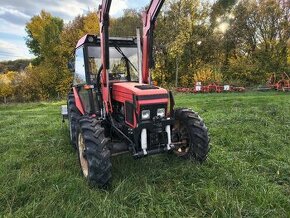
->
[62,0,210,188]
[176,82,245,94]
[257,72,290,92]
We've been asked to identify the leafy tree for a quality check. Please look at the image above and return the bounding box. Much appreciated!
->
[154,0,220,86]
[0,59,32,74]
[0,71,16,103]
[224,0,290,84]
[193,67,223,85]
[110,9,142,37]
[6,0,289,102]
[60,12,100,61]
[24,11,103,100]
[25,10,63,65]
[83,12,100,35]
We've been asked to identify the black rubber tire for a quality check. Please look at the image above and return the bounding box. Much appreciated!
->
[172,108,210,162]
[67,91,80,149]
[77,116,112,188]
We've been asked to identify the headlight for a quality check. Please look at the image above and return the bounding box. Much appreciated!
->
[141,110,150,120]
[157,108,165,118]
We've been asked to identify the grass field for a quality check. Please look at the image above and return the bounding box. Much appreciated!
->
[0,92,290,217]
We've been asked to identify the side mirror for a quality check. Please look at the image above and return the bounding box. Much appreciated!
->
[67,60,75,73]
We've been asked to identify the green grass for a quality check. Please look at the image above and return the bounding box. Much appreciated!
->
[0,92,290,217]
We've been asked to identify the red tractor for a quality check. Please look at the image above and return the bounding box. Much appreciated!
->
[65,0,210,188]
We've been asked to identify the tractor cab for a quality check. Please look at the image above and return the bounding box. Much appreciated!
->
[74,34,139,85]
[71,34,141,116]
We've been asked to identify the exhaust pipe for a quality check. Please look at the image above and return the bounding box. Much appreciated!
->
[136,28,142,84]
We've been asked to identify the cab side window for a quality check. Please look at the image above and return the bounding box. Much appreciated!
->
[74,47,86,85]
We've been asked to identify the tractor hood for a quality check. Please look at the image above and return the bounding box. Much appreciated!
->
[112,82,168,105]
[112,82,169,128]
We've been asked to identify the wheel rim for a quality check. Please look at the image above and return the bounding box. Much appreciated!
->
[173,122,190,156]
[78,133,88,177]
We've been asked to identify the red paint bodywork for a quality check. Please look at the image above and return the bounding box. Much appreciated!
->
[99,0,113,114]
[142,0,165,84]
[112,82,168,127]
[73,87,85,115]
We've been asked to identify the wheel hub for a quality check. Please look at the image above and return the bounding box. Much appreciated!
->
[173,124,190,156]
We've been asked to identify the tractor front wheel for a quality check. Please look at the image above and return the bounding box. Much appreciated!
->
[172,108,210,162]
[77,117,112,188]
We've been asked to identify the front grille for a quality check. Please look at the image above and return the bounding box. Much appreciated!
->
[149,132,168,147]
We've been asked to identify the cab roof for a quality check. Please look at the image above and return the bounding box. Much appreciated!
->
[76,34,137,49]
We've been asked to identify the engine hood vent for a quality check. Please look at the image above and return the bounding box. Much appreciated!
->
[134,85,159,90]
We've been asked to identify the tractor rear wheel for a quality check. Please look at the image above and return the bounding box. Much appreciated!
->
[172,108,210,162]
[77,117,112,188]
[67,92,80,149]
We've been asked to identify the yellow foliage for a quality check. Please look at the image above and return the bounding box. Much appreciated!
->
[26,11,52,43]
[193,67,223,85]
[180,74,191,87]
[0,71,17,102]
[82,12,100,35]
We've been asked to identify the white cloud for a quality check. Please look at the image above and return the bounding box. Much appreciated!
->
[0,0,144,61]
[0,19,26,36]
[0,39,34,61]
[0,0,130,34]
[110,0,129,16]
[0,0,130,25]
[0,6,30,25]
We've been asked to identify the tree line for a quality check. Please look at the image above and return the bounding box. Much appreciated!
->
[0,59,31,74]
[0,0,289,103]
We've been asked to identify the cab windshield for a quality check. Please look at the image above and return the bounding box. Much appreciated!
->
[87,45,139,83]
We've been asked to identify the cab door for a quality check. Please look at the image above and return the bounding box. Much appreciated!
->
[74,46,94,114]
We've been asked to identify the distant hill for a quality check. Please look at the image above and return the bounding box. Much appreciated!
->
[0,59,32,74]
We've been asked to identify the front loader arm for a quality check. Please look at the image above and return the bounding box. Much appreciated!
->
[98,0,165,111]
[142,0,165,84]
[99,0,112,113]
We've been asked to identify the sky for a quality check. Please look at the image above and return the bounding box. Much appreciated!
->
[0,0,148,61]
